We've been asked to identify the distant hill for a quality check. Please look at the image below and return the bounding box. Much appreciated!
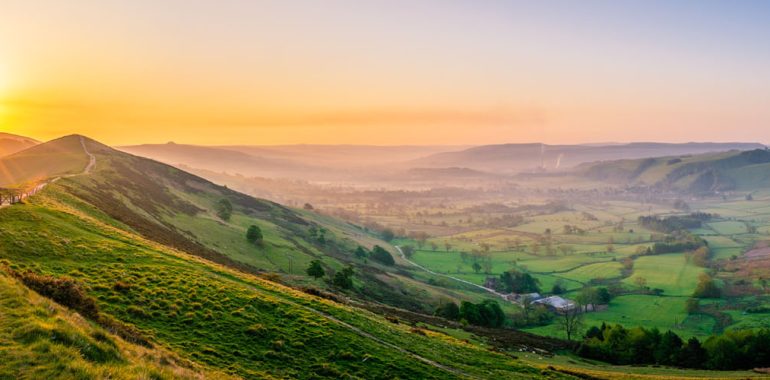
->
[119,143,468,181]
[410,142,766,174]
[117,142,317,178]
[579,148,770,193]
[405,167,499,180]
[0,135,562,378]
[0,132,38,157]
[42,136,480,313]
[0,134,87,187]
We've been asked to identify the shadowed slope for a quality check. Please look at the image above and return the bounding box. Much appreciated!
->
[0,134,88,187]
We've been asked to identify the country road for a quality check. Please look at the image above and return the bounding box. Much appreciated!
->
[0,136,95,208]
[394,246,510,300]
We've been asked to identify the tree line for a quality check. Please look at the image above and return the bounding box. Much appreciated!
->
[578,323,770,370]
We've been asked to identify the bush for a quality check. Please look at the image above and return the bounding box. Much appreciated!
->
[333,266,354,289]
[215,198,233,221]
[246,225,263,245]
[306,260,325,279]
[370,246,395,266]
[14,271,100,320]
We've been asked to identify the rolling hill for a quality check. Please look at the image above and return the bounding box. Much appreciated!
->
[0,132,38,158]
[0,134,566,379]
[578,148,770,193]
[4,135,508,313]
[409,142,766,174]
[0,134,85,187]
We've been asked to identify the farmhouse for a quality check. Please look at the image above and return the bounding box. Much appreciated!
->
[532,296,576,312]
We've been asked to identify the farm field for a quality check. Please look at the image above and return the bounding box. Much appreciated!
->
[389,193,770,341]
[622,254,705,296]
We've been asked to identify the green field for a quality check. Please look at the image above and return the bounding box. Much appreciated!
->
[622,254,706,296]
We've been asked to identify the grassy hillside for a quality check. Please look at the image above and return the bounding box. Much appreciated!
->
[31,136,505,314]
[0,265,230,379]
[0,134,88,187]
[410,142,764,173]
[580,148,770,193]
[0,185,563,379]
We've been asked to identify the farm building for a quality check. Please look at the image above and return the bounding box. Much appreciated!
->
[532,296,576,312]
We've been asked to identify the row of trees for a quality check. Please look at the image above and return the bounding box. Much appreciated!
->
[306,260,355,289]
[434,300,506,328]
[579,324,770,370]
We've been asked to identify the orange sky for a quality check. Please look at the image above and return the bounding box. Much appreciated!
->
[1,1,769,146]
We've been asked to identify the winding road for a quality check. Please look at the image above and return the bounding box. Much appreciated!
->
[394,246,510,300]
[0,136,95,207]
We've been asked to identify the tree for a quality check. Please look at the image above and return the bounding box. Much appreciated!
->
[370,245,395,266]
[246,225,263,245]
[306,260,325,279]
[654,330,683,365]
[693,273,721,298]
[333,266,354,289]
[435,301,460,320]
[634,276,648,290]
[552,281,566,295]
[471,261,482,274]
[558,306,583,341]
[381,228,395,242]
[354,246,368,259]
[430,242,439,251]
[459,300,505,327]
[499,269,540,293]
[303,203,314,210]
[691,246,711,267]
[597,287,612,305]
[444,242,453,252]
[680,337,707,368]
[577,287,599,311]
[521,295,536,324]
[400,245,416,259]
[215,198,233,221]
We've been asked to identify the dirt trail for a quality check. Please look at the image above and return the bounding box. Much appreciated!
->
[394,246,510,300]
[0,136,96,208]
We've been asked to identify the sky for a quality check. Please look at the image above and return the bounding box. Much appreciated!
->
[1,0,770,146]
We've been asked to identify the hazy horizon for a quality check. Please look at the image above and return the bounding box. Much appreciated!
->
[2,1,770,146]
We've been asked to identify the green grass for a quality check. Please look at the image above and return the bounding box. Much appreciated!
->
[0,135,89,187]
[0,267,230,379]
[525,295,714,339]
[559,261,624,283]
[0,192,558,379]
[623,254,706,296]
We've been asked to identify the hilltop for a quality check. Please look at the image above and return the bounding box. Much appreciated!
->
[0,132,38,157]
[578,148,770,193]
[0,135,567,379]
[409,142,765,174]
[0,134,86,187]
[7,135,506,315]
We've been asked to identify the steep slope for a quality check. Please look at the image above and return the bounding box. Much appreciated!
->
[29,136,504,315]
[0,182,561,379]
[0,134,87,187]
[411,142,765,174]
[0,132,38,157]
[579,148,770,193]
[0,266,230,379]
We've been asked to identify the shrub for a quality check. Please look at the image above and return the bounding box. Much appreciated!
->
[246,225,263,245]
[369,246,395,266]
[14,271,100,320]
